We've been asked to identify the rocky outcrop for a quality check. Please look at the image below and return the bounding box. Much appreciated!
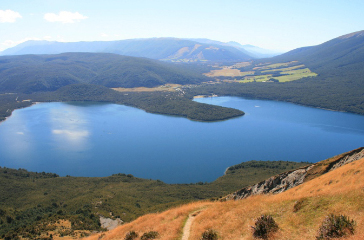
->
[329,148,364,171]
[100,216,123,230]
[224,147,364,201]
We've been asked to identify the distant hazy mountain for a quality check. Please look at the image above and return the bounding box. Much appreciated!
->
[0,52,209,93]
[188,38,282,58]
[228,42,283,58]
[0,38,253,62]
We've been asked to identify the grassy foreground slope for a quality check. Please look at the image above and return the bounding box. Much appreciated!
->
[85,155,364,240]
[0,161,307,239]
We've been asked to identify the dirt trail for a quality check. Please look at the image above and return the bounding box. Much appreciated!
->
[181,210,203,240]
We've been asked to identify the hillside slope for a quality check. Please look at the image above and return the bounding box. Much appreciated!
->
[225,147,364,200]
[0,52,208,93]
[189,30,364,115]
[272,30,364,69]
[0,38,253,62]
[85,148,364,240]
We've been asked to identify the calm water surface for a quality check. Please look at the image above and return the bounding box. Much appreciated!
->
[0,97,363,183]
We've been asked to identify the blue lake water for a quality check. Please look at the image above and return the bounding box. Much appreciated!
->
[0,97,363,183]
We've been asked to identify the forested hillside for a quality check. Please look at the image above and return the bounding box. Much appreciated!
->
[190,30,364,115]
[0,52,208,93]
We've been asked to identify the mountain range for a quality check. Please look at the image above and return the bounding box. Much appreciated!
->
[0,38,280,62]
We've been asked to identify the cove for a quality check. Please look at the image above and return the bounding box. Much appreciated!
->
[0,97,363,184]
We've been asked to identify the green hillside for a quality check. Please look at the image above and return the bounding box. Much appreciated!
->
[192,30,364,115]
[0,52,208,93]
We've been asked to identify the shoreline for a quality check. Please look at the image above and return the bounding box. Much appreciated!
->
[0,101,40,125]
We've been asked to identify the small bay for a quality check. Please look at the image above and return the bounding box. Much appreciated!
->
[0,97,364,183]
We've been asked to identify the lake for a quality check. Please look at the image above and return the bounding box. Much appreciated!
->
[0,97,363,183]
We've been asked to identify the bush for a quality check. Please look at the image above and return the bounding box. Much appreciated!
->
[293,198,308,212]
[252,214,279,239]
[140,231,159,240]
[201,229,218,240]
[316,214,356,239]
[124,230,138,240]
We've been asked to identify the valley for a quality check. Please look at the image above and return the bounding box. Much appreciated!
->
[0,27,364,240]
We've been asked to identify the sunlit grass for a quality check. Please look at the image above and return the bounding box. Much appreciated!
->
[204,68,254,77]
[86,158,364,240]
[253,61,298,70]
[275,68,318,82]
[261,64,305,73]
[84,202,213,240]
[206,61,317,83]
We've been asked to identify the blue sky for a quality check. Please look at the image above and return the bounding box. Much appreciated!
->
[1,0,363,52]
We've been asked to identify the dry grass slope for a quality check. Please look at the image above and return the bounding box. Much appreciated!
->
[85,157,364,240]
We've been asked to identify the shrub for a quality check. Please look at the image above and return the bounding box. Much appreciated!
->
[140,231,159,240]
[252,214,279,239]
[201,229,218,240]
[293,198,308,212]
[124,230,138,240]
[316,214,356,239]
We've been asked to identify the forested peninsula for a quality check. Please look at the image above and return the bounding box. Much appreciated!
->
[0,53,244,122]
[0,84,244,123]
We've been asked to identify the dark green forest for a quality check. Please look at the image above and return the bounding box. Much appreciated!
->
[31,84,244,121]
[0,52,208,93]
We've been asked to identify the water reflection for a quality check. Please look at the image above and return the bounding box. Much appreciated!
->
[0,110,34,161]
[49,105,91,151]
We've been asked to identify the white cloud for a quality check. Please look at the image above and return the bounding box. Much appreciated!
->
[44,11,88,23]
[0,9,22,23]
[101,33,109,37]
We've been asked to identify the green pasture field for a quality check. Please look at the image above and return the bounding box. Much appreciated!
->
[275,68,318,82]
[261,64,305,73]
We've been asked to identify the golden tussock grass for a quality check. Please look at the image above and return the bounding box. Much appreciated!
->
[85,158,364,240]
[188,158,364,240]
[84,201,212,240]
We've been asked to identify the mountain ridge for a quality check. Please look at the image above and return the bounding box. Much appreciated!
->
[0,38,255,62]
